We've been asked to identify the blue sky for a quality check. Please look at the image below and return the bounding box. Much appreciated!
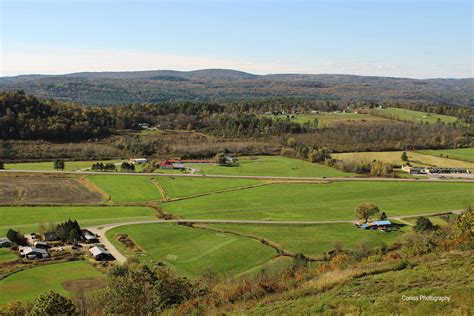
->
[1,0,472,78]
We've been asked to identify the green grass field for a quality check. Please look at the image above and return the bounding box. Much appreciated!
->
[181,156,353,177]
[162,181,473,221]
[87,175,162,202]
[0,206,157,235]
[368,107,458,124]
[107,223,275,278]
[157,176,263,199]
[333,151,474,170]
[0,248,17,263]
[263,112,390,127]
[205,223,407,258]
[417,148,474,163]
[0,261,104,306]
[5,160,123,171]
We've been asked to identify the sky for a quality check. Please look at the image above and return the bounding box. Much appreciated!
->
[0,0,472,78]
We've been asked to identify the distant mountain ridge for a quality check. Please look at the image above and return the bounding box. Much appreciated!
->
[1,69,472,106]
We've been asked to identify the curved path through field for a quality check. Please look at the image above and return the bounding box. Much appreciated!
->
[1,169,473,183]
[86,209,464,263]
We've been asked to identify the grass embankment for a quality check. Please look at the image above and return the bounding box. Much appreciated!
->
[106,223,275,278]
[241,252,473,315]
[367,107,458,124]
[87,175,163,203]
[0,261,105,305]
[162,181,474,221]
[417,148,474,163]
[157,177,264,199]
[333,151,474,170]
[204,224,408,258]
[0,206,157,235]
[182,156,353,178]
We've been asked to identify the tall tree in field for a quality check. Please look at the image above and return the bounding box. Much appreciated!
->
[401,151,409,162]
[355,203,380,223]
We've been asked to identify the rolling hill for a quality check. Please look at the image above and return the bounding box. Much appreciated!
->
[1,69,472,106]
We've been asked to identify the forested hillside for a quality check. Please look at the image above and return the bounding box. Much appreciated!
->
[1,69,472,106]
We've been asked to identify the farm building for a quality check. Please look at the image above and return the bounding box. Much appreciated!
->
[0,238,12,248]
[33,241,49,249]
[82,232,98,243]
[402,165,470,175]
[129,158,148,164]
[89,246,112,261]
[19,246,49,259]
[401,165,426,174]
[159,159,215,169]
[361,220,392,230]
[43,231,58,241]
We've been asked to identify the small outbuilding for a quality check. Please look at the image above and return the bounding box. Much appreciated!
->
[89,246,112,261]
[34,241,49,249]
[19,246,49,259]
[0,238,12,248]
[43,232,58,241]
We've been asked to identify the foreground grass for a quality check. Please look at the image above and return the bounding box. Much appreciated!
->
[0,206,157,235]
[87,175,162,203]
[158,176,263,199]
[107,223,275,278]
[242,252,473,315]
[162,181,474,221]
[417,148,474,163]
[333,151,474,170]
[368,107,458,124]
[205,223,408,258]
[184,156,353,178]
[0,248,17,263]
[0,261,104,306]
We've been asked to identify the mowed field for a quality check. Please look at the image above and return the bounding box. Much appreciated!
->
[0,206,157,235]
[0,248,17,263]
[5,160,122,171]
[158,176,263,199]
[263,112,390,127]
[0,175,103,205]
[107,223,275,277]
[332,151,474,170]
[204,223,407,258]
[161,181,474,221]
[179,156,353,177]
[417,148,474,163]
[87,175,162,203]
[368,107,458,124]
[0,261,105,305]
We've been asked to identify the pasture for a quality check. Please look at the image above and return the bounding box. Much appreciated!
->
[367,107,458,124]
[157,176,263,199]
[417,148,474,163]
[0,175,103,205]
[182,156,353,177]
[107,223,275,278]
[332,151,474,170]
[0,205,156,235]
[87,175,162,202]
[161,181,474,221]
[264,112,390,127]
[204,223,407,258]
[0,248,17,263]
[0,261,105,305]
[5,160,123,172]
